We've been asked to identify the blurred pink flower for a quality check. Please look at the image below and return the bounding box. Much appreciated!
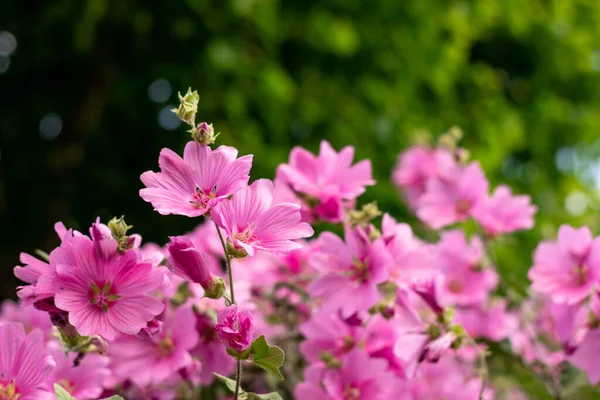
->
[529,225,600,304]
[472,185,536,236]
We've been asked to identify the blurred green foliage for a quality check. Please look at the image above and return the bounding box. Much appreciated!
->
[2,0,600,396]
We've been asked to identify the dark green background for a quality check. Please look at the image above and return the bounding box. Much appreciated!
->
[2,1,600,397]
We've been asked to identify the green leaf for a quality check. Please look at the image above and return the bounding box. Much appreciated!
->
[245,392,284,400]
[213,373,283,400]
[100,396,125,400]
[250,335,285,381]
[54,384,75,400]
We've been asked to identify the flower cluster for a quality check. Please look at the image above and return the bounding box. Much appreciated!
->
[3,94,599,399]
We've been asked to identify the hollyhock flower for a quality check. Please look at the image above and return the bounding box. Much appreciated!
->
[382,214,437,285]
[46,342,109,399]
[109,305,199,387]
[211,179,314,256]
[529,225,600,304]
[277,140,375,201]
[0,301,53,339]
[53,235,165,340]
[436,230,498,306]
[308,227,392,318]
[295,350,398,400]
[215,305,254,352]
[140,142,253,217]
[472,185,536,236]
[392,146,458,208]
[0,323,55,400]
[455,300,518,341]
[299,313,363,362]
[569,329,600,384]
[191,312,235,384]
[166,236,224,298]
[416,162,489,229]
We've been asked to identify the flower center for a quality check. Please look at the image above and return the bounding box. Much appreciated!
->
[190,187,216,210]
[157,335,175,358]
[57,379,75,396]
[343,385,361,400]
[232,225,257,245]
[340,335,356,353]
[90,281,120,312]
[0,382,20,400]
[447,280,463,293]
[455,199,472,214]
[349,260,370,283]
[572,264,588,286]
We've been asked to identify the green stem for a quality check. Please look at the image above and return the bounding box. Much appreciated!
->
[234,359,242,400]
[214,221,235,305]
[214,220,241,400]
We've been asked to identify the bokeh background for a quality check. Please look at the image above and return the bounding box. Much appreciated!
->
[3,0,600,342]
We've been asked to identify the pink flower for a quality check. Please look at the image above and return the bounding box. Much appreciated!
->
[295,350,397,400]
[0,323,55,400]
[456,300,518,341]
[215,305,254,352]
[528,225,600,304]
[140,142,253,217]
[14,222,74,306]
[392,147,457,208]
[211,179,314,256]
[308,227,392,318]
[416,162,489,229]
[277,140,375,201]
[0,301,53,340]
[166,235,223,297]
[472,185,536,236]
[299,313,362,362]
[569,329,600,384]
[191,312,235,384]
[53,235,165,340]
[436,230,498,306]
[109,305,199,387]
[46,342,109,399]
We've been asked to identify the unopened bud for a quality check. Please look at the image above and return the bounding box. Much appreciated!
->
[347,202,382,228]
[204,276,226,299]
[190,122,219,146]
[137,319,163,341]
[171,88,199,127]
[108,216,132,240]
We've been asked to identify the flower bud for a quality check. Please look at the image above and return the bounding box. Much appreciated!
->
[166,236,220,292]
[171,88,199,127]
[204,275,226,300]
[215,305,254,352]
[108,216,132,240]
[191,122,219,146]
[137,318,163,341]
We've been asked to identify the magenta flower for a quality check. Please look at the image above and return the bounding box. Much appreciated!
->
[528,225,600,304]
[570,329,600,384]
[392,146,458,208]
[416,162,489,229]
[308,227,392,318]
[53,236,165,340]
[299,313,362,362]
[211,179,314,256]
[295,350,397,400]
[0,300,53,340]
[46,342,110,399]
[215,305,254,352]
[436,230,498,306]
[277,140,375,201]
[472,185,537,236]
[140,142,253,217]
[166,235,223,297]
[110,305,199,387]
[14,222,74,306]
[0,323,55,400]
